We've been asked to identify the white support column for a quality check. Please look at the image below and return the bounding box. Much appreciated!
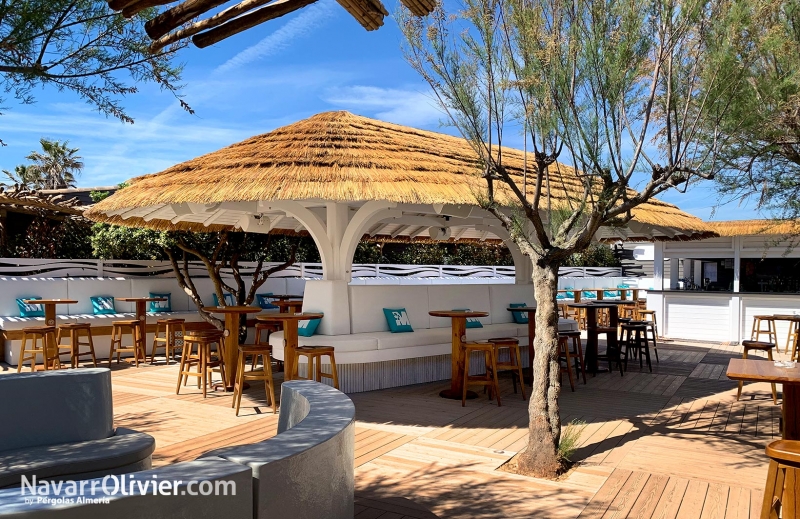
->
[669,257,679,290]
[732,236,742,343]
[733,236,741,293]
[653,241,664,290]
[326,202,349,281]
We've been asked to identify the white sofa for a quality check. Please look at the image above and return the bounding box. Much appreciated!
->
[269,283,578,392]
[0,277,307,365]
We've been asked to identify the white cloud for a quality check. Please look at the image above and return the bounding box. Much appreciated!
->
[323,85,445,127]
[215,0,337,74]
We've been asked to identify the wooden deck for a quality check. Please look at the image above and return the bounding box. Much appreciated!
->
[2,339,783,518]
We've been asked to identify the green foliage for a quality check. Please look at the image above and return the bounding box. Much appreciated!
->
[563,245,620,268]
[3,139,83,189]
[4,217,93,259]
[91,224,167,260]
[0,0,188,127]
[557,420,586,463]
[89,191,111,203]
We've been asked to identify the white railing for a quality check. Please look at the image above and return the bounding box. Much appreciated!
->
[0,258,621,279]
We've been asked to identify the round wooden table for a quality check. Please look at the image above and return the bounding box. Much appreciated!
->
[507,306,536,373]
[204,306,264,391]
[117,297,167,353]
[275,300,304,313]
[257,312,324,381]
[24,299,78,327]
[429,310,489,400]
[567,302,622,374]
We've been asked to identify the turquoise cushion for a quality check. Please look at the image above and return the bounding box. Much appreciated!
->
[383,308,414,333]
[556,292,567,300]
[148,293,171,312]
[297,317,322,337]
[509,303,529,324]
[454,309,483,328]
[563,287,575,299]
[256,293,278,310]
[617,284,630,288]
[603,290,618,298]
[91,296,116,315]
[582,290,596,299]
[16,297,44,318]
[212,293,236,306]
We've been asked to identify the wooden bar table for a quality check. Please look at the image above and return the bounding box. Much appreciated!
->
[507,306,536,373]
[727,358,800,439]
[567,302,621,374]
[275,300,304,313]
[24,299,78,327]
[117,297,167,352]
[429,310,489,400]
[257,312,324,382]
[268,294,304,301]
[204,306,264,391]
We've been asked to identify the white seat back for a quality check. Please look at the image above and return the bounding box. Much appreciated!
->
[427,285,491,328]
[349,285,431,333]
[488,284,536,324]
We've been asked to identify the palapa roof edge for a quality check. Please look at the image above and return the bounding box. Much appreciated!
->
[705,219,800,237]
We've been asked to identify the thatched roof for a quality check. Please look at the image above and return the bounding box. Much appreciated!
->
[706,219,800,237]
[86,111,715,241]
[0,186,84,217]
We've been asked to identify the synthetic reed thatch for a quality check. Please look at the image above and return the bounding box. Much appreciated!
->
[87,111,714,237]
[706,219,800,237]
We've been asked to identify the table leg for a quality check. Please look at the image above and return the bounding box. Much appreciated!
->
[44,304,56,327]
[136,301,147,360]
[621,290,628,301]
[440,318,476,400]
[784,384,800,440]
[222,313,239,391]
[283,321,299,382]
[584,307,601,374]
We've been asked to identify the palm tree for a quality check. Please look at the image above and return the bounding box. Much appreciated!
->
[25,139,83,189]
[1,165,44,189]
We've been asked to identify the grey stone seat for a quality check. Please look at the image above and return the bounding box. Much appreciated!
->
[0,428,154,488]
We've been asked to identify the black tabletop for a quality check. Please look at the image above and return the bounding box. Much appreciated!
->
[567,302,627,308]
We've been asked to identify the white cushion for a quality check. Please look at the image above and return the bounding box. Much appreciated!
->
[349,285,431,333]
[0,278,70,316]
[488,284,536,324]
[268,330,378,353]
[427,285,491,327]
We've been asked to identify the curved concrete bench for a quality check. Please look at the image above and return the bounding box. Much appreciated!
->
[205,380,356,519]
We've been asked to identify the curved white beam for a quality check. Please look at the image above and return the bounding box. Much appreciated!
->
[338,201,399,281]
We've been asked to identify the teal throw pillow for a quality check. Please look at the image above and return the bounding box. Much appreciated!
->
[297,317,322,337]
[212,293,236,306]
[454,309,483,328]
[149,292,171,312]
[509,303,529,324]
[383,308,414,333]
[16,297,44,318]
[563,287,575,299]
[256,293,278,310]
[603,290,619,298]
[91,296,116,315]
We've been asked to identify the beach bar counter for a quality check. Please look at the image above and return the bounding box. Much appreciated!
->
[646,220,800,344]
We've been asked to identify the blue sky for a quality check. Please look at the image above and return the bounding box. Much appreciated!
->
[0,0,763,222]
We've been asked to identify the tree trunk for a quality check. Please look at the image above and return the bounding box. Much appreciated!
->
[517,258,563,478]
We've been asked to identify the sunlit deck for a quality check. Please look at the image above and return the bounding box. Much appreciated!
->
[2,339,781,518]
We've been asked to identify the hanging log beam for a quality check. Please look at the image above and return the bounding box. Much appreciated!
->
[398,0,435,16]
[149,0,273,52]
[192,0,318,48]
[145,0,230,40]
[117,0,178,18]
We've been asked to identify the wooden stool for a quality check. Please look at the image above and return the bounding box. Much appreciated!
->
[621,322,653,372]
[232,345,277,416]
[462,342,501,407]
[150,318,185,364]
[775,315,800,359]
[761,439,800,519]
[488,337,525,399]
[294,346,339,389]
[737,340,778,404]
[597,326,626,376]
[254,321,280,371]
[17,326,58,372]
[56,323,97,368]
[109,320,146,367]
[177,331,226,398]
[559,330,587,386]
[753,316,778,349]
[620,304,639,320]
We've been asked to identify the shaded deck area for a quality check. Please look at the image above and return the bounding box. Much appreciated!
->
[2,339,781,518]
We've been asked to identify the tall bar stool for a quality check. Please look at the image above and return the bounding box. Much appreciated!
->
[737,340,778,404]
[109,320,146,367]
[56,323,97,368]
[774,315,800,359]
[752,315,778,349]
[760,439,800,519]
[293,346,339,389]
[621,322,653,372]
[559,330,587,385]
[177,331,226,398]
[597,325,626,376]
[487,337,526,399]
[620,303,639,320]
[150,318,185,364]
[232,345,277,416]
[462,342,501,407]
[254,321,280,371]
[17,326,58,372]
[558,334,578,391]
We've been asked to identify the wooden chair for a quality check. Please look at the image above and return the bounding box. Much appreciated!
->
[293,346,339,389]
[488,337,525,399]
[109,320,146,367]
[761,439,800,519]
[56,323,97,368]
[150,318,185,364]
[462,342,501,407]
[738,340,778,404]
[17,326,59,372]
[232,345,277,416]
[752,316,778,349]
[560,330,587,385]
[176,331,226,398]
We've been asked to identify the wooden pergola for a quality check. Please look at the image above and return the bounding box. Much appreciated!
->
[109,0,436,52]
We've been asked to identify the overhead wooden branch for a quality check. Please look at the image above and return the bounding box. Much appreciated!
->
[192,0,319,48]
[145,0,230,39]
[114,0,176,17]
